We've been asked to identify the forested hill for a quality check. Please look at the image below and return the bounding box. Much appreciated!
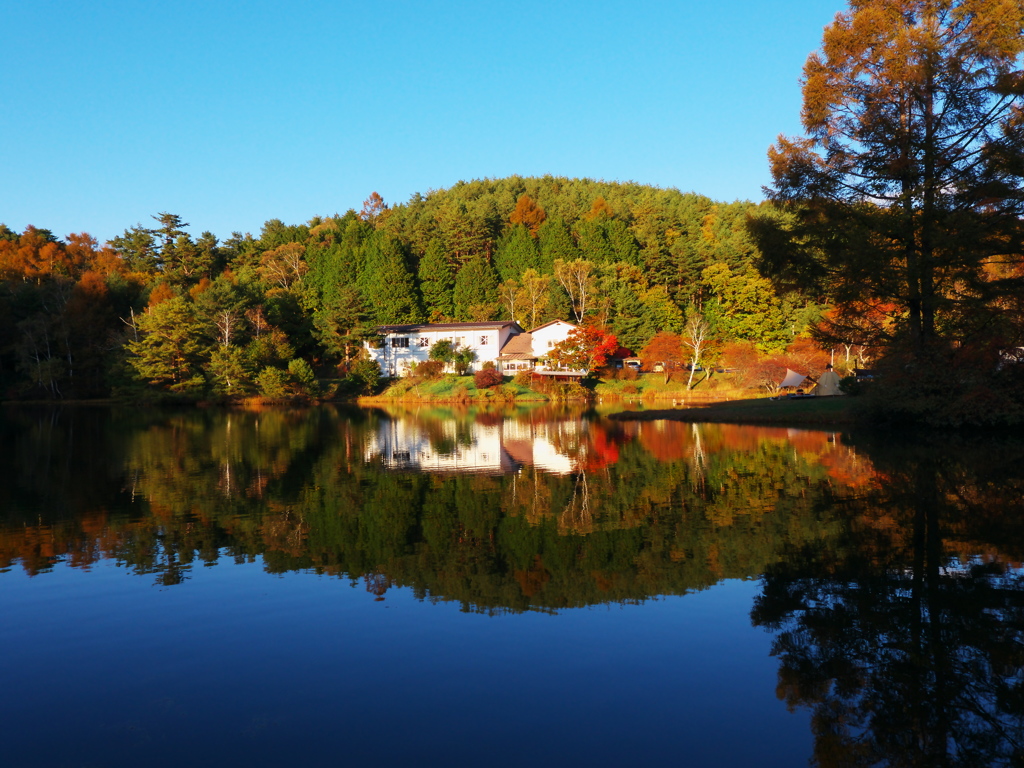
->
[0,176,822,400]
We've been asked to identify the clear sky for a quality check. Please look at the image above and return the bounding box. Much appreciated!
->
[2,0,841,244]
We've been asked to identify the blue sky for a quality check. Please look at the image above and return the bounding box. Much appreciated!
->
[2,0,841,244]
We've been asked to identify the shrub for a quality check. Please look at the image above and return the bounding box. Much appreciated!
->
[529,373,553,394]
[429,339,456,363]
[512,370,533,387]
[622,383,639,394]
[839,375,863,396]
[349,358,381,394]
[481,360,495,370]
[256,366,289,398]
[864,343,1024,427]
[287,358,321,397]
[454,347,477,375]
[474,368,504,389]
[413,360,445,380]
[618,365,638,381]
[549,381,590,400]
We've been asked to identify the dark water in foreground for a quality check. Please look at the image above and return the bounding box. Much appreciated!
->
[2,404,1024,767]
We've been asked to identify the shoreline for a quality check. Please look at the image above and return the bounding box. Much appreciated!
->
[608,396,860,426]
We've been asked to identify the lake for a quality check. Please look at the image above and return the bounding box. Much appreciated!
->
[2,404,1023,767]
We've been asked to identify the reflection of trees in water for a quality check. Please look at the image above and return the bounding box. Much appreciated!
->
[752,437,1024,768]
[558,472,592,535]
[0,406,864,608]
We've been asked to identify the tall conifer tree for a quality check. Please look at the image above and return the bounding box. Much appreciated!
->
[760,0,1024,352]
[453,256,499,321]
[418,238,455,320]
[494,225,539,283]
[360,232,422,325]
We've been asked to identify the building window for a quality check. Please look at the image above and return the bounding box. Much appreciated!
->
[417,337,429,347]
[479,335,489,345]
[394,337,409,348]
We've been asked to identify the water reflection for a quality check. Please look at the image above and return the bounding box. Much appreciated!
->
[365,404,613,475]
[3,406,1024,765]
[751,435,1024,768]
[1,404,860,605]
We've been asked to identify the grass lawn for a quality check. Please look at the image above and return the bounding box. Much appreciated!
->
[361,375,547,403]
[594,371,747,400]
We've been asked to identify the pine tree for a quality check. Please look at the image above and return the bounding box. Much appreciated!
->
[128,295,208,392]
[418,238,455,320]
[574,220,615,264]
[359,231,422,325]
[493,225,539,283]
[537,217,580,275]
[453,256,499,321]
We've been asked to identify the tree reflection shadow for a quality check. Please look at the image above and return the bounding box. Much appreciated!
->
[751,435,1024,767]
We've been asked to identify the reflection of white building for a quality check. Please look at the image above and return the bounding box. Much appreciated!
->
[501,417,578,475]
[365,418,520,474]
[364,415,583,475]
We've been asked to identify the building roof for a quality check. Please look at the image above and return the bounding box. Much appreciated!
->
[532,369,586,378]
[496,332,534,359]
[528,319,577,333]
[377,321,523,334]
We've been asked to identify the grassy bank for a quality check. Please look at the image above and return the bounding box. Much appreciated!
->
[594,371,749,401]
[359,375,550,404]
[362,370,771,408]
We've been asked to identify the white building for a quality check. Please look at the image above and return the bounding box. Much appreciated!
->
[529,320,578,358]
[495,319,585,378]
[367,319,587,378]
[368,321,524,377]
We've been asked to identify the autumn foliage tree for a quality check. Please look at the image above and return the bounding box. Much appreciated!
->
[508,193,546,236]
[758,0,1024,355]
[548,325,618,372]
[640,331,686,383]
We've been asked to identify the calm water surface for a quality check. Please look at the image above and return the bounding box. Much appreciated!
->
[2,404,1023,767]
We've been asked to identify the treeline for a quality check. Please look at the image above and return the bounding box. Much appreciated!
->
[0,177,823,400]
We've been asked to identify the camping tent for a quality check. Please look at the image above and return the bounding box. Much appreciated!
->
[779,368,808,390]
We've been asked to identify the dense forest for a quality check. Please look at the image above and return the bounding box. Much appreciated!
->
[0,177,825,401]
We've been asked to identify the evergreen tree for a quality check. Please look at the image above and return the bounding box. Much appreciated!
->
[127,295,208,393]
[640,286,685,338]
[110,225,158,273]
[493,225,539,283]
[574,219,615,264]
[359,231,422,325]
[453,256,499,321]
[418,238,455,320]
[537,217,579,275]
[702,263,789,352]
[606,220,640,266]
[607,284,648,353]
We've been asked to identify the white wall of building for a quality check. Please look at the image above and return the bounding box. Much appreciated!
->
[368,324,520,377]
[529,321,577,368]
